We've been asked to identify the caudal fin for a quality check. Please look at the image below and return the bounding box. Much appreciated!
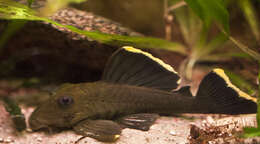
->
[195,68,257,114]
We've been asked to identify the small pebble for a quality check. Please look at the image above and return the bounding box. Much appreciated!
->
[169,131,176,136]
[206,116,215,124]
[190,125,200,139]
[26,128,33,132]
[36,137,42,142]
[5,137,14,143]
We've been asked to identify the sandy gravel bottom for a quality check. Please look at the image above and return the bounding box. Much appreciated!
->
[0,103,260,144]
[0,103,202,144]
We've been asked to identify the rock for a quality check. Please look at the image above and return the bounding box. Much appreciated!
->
[0,6,141,83]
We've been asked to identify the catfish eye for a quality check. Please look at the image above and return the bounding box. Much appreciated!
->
[58,96,74,106]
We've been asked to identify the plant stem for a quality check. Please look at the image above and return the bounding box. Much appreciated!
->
[257,61,260,128]
[164,0,173,41]
[168,1,187,12]
[186,57,196,80]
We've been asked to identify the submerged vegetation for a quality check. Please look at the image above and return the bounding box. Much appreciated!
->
[0,0,260,142]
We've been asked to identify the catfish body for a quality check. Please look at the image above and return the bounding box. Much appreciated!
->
[29,46,257,142]
[29,82,196,130]
[80,82,199,116]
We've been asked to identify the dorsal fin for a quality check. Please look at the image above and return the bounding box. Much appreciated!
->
[101,46,181,91]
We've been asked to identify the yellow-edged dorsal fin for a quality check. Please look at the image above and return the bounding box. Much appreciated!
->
[123,46,178,74]
[102,46,181,91]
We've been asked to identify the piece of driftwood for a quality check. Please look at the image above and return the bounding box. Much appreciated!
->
[0,7,141,83]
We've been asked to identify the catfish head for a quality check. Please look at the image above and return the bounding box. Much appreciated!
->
[29,83,93,131]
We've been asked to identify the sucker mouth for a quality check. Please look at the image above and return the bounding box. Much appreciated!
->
[29,118,72,133]
[30,122,69,133]
[31,126,66,134]
[29,119,47,131]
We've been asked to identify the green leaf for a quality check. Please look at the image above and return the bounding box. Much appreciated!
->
[257,62,260,128]
[174,7,202,47]
[2,97,26,131]
[0,20,27,52]
[0,0,40,20]
[184,0,230,34]
[0,0,187,54]
[239,0,260,41]
[228,36,260,61]
[67,0,86,2]
[243,127,260,137]
[27,0,34,7]
[223,52,252,59]
[203,32,228,54]
[55,23,187,53]
[39,0,87,16]
[224,70,257,95]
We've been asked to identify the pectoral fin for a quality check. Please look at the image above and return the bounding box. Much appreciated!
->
[117,113,159,131]
[73,120,122,142]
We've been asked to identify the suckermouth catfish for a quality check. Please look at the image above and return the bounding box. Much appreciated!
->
[29,46,257,142]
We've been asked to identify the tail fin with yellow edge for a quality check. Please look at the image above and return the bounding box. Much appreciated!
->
[195,68,257,114]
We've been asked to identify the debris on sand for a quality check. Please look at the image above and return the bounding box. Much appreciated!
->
[189,115,259,144]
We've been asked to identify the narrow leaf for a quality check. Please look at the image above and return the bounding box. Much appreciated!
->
[44,19,187,54]
[39,0,87,16]
[204,32,228,54]
[174,7,202,47]
[0,0,187,54]
[224,69,257,95]
[228,36,260,60]
[27,0,34,8]
[239,0,260,41]
[257,62,260,127]
[185,0,230,34]
[243,127,260,137]
[0,20,27,52]
[0,0,40,20]
[2,97,26,131]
